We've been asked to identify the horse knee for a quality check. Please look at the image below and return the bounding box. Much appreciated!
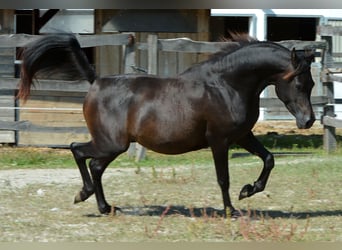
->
[265,153,274,170]
[70,142,84,160]
[70,142,79,151]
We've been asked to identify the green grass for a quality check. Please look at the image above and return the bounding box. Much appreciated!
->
[0,133,339,170]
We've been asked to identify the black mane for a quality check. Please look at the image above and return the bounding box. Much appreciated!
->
[209,33,259,60]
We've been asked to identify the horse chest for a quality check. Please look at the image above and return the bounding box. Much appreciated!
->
[207,94,259,135]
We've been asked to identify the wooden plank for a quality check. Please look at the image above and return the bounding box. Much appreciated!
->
[0,33,133,48]
[0,131,14,143]
[0,88,15,143]
[18,132,91,147]
[260,96,328,108]
[0,78,90,92]
[0,120,88,133]
[277,40,327,50]
[323,105,337,153]
[77,33,133,48]
[147,34,158,75]
[317,25,342,36]
[123,34,135,74]
[138,39,326,53]
[324,74,342,83]
[18,93,87,146]
[138,39,232,53]
[322,115,342,128]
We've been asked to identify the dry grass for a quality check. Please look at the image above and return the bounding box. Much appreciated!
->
[1,120,341,241]
[0,151,341,242]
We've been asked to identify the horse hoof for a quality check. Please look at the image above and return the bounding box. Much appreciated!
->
[74,192,83,204]
[230,209,243,219]
[239,184,253,200]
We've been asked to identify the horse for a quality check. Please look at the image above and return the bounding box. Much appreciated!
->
[17,33,315,218]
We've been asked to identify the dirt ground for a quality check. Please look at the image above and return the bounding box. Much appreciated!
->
[1,120,341,242]
[252,120,324,135]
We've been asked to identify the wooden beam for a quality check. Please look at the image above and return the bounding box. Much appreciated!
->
[0,120,88,133]
[322,115,342,128]
[0,33,134,48]
[137,38,326,53]
[260,96,328,108]
[0,78,90,92]
[39,9,59,29]
[317,25,342,36]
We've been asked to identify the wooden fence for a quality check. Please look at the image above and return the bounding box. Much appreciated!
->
[0,32,334,155]
[317,25,342,152]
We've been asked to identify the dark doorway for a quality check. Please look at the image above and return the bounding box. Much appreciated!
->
[267,17,318,41]
[210,16,249,41]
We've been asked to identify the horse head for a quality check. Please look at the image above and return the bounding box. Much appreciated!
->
[275,48,316,129]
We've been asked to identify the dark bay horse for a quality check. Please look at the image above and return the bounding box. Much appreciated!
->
[17,34,315,217]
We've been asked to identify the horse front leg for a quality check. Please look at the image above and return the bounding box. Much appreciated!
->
[208,138,240,218]
[70,141,95,203]
[236,131,274,200]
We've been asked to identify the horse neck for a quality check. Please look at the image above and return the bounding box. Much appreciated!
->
[229,44,290,73]
[215,43,291,91]
[179,43,291,96]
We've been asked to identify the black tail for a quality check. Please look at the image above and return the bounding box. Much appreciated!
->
[17,33,96,101]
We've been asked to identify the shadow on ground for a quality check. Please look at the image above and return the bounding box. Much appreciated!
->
[85,205,342,219]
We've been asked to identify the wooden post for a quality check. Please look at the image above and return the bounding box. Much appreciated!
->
[130,34,158,162]
[0,10,16,144]
[147,34,158,75]
[321,33,337,153]
[323,105,337,152]
[128,34,158,162]
[122,34,141,160]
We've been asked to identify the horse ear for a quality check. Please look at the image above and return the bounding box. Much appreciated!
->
[291,48,299,67]
[304,49,315,63]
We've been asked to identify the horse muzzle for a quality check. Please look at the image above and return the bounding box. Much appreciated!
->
[296,114,315,129]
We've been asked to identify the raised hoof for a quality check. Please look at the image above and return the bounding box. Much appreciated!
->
[74,190,94,204]
[74,192,83,204]
[238,184,254,200]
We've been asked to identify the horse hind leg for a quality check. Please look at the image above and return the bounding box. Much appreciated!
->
[88,156,120,214]
[70,141,96,203]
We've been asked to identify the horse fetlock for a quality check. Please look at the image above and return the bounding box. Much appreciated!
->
[227,207,243,219]
[253,180,265,192]
[98,204,112,214]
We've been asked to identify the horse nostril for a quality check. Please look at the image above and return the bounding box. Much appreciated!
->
[305,116,315,129]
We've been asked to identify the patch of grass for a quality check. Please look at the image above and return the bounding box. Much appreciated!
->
[1,131,339,170]
[0,147,75,169]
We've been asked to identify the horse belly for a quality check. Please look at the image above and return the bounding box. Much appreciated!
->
[138,136,208,155]
[134,117,208,155]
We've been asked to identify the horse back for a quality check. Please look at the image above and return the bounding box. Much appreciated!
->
[84,74,210,154]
